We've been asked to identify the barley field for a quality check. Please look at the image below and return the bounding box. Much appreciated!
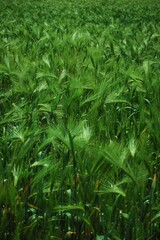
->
[0,0,160,239]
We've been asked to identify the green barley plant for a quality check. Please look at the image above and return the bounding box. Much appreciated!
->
[1,0,160,239]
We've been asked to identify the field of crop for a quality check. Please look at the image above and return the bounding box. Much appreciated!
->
[1,0,160,239]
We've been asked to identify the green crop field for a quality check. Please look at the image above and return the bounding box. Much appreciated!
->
[0,0,160,239]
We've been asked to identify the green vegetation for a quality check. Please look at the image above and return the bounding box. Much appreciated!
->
[1,0,160,239]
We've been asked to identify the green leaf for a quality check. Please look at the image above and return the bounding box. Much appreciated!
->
[54,205,84,212]
[95,185,126,197]
[151,212,160,222]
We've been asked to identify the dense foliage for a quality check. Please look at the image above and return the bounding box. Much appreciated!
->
[1,0,160,239]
